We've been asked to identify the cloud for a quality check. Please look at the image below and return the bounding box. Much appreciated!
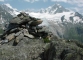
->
[24,0,48,3]
[67,0,83,14]
[43,0,48,2]
[51,0,67,2]
[24,0,39,3]
[70,7,83,14]
[0,0,4,2]
[68,0,83,7]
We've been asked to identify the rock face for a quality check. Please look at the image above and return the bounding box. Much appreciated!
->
[0,12,83,60]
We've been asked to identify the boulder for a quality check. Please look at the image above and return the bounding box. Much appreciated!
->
[29,20,43,26]
[6,33,15,41]
[23,29,34,38]
[14,33,24,46]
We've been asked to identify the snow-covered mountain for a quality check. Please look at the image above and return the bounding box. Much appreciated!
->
[22,3,83,24]
[0,5,13,29]
[39,3,69,14]
[1,3,83,24]
[1,3,20,16]
[29,11,83,24]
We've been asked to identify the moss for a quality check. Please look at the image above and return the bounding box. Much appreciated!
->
[43,37,50,43]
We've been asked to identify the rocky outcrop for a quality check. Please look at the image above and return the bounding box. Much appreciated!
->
[43,37,83,60]
[0,38,47,60]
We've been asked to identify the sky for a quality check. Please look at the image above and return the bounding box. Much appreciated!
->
[0,0,83,15]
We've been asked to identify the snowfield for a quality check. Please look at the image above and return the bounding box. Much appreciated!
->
[28,11,83,24]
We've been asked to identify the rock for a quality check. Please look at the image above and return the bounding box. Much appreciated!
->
[37,26,50,33]
[42,37,83,60]
[10,17,22,24]
[0,38,47,60]
[10,12,31,24]
[15,31,22,37]
[0,35,83,60]
[6,33,15,41]
[23,29,34,38]
[7,23,19,31]
[9,28,18,33]
[29,20,43,26]
[0,39,8,45]
[13,33,24,46]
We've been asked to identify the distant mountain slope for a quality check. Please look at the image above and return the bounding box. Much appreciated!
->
[1,4,20,16]
[0,5,13,30]
[0,5,13,22]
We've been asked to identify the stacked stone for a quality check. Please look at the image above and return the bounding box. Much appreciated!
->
[0,12,51,45]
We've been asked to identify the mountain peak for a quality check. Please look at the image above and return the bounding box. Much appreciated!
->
[39,3,69,14]
[4,3,13,9]
[52,3,61,8]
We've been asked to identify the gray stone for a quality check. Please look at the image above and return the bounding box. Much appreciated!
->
[0,39,8,44]
[9,28,18,33]
[23,29,34,38]
[37,26,50,33]
[6,33,15,42]
[10,12,31,25]
[10,17,22,24]
[14,33,24,44]
[29,20,43,26]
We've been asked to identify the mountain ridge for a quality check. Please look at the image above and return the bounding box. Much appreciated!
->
[1,3,82,24]
[39,3,69,14]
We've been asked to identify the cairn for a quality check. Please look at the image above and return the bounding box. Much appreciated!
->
[0,12,52,45]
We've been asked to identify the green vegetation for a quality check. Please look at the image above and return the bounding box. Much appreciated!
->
[43,37,51,43]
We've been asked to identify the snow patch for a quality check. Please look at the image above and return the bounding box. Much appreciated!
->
[5,3,12,9]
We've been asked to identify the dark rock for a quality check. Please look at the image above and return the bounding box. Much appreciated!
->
[23,29,34,38]
[43,42,56,60]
